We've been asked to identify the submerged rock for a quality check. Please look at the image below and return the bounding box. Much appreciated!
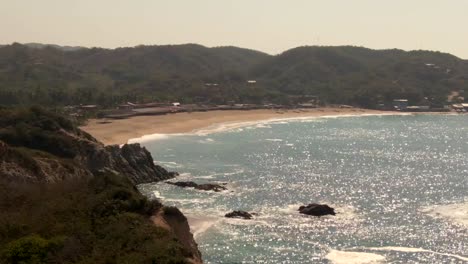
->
[166,181,227,192]
[225,210,253,219]
[299,203,336,216]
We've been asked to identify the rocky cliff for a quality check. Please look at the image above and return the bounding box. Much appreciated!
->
[0,107,202,263]
[152,207,203,264]
[0,132,176,185]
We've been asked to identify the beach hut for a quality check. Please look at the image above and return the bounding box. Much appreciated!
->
[392,99,408,110]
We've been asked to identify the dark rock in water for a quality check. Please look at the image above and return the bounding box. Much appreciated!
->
[225,210,253,219]
[166,181,227,192]
[299,203,336,216]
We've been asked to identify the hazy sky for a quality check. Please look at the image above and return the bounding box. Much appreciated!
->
[1,0,467,58]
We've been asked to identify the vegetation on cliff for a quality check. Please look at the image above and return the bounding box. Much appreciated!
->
[0,107,176,183]
[0,107,197,263]
[0,173,190,264]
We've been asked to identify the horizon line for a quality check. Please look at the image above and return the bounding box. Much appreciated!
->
[0,41,464,59]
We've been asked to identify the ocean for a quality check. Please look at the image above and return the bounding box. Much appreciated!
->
[137,114,468,263]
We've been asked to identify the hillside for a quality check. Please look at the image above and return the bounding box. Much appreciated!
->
[0,43,467,107]
[0,107,202,263]
[252,46,468,107]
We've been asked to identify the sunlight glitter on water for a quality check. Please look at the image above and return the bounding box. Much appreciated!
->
[138,115,468,263]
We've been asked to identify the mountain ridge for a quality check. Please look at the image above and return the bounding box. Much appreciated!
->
[0,43,466,107]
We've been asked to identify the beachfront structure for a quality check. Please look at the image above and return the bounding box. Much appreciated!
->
[393,99,408,110]
[451,103,468,112]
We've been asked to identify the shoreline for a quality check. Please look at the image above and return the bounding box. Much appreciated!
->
[80,108,395,145]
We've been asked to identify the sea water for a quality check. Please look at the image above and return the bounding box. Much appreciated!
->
[138,114,468,263]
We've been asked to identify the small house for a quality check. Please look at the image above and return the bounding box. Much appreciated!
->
[392,99,408,110]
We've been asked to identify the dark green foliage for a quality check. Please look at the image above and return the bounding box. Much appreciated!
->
[0,107,94,158]
[0,43,268,106]
[252,46,468,107]
[2,235,65,264]
[0,173,188,264]
[1,43,466,108]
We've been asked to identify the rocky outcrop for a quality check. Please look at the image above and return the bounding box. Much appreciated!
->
[0,108,202,263]
[1,129,177,185]
[299,204,336,216]
[166,181,227,192]
[225,210,254,219]
[0,140,93,183]
[152,207,203,264]
[83,142,178,185]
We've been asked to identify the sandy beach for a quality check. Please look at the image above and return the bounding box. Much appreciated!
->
[80,108,392,145]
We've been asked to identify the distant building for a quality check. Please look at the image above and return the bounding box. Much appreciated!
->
[452,104,467,112]
[117,103,134,110]
[392,99,408,110]
[78,105,99,111]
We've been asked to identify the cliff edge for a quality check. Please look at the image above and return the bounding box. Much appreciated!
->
[0,107,201,263]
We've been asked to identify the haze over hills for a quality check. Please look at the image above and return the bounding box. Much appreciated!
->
[0,43,466,108]
[22,43,85,52]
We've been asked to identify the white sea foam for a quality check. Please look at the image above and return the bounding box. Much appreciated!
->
[152,190,163,199]
[421,201,468,227]
[255,123,272,128]
[128,113,411,143]
[128,133,175,143]
[223,217,270,227]
[193,174,216,179]
[362,246,468,262]
[154,160,183,168]
[162,197,215,205]
[325,250,385,264]
[186,214,220,238]
[197,138,215,144]
[222,168,245,176]
[265,138,283,142]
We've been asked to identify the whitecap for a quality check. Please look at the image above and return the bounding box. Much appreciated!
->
[363,246,468,262]
[256,124,272,128]
[189,113,411,136]
[193,174,216,179]
[128,133,174,143]
[186,214,221,238]
[197,138,215,144]
[421,201,468,227]
[265,138,283,142]
[223,168,245,176]
[153,160,183,168]
[325,250,385,264]
[152,190,163,199]
[162,197,215,205]
[223,217,270,227]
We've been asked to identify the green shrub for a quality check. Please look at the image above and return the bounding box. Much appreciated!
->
[0,173,187,264]
[1,235,64,264]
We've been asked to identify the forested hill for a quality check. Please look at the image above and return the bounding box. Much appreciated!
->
[0,43,467,107]
[252,46,468,107]
[0,43,269,106]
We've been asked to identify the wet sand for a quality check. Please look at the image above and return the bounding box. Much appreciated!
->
[81,108,390,145]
